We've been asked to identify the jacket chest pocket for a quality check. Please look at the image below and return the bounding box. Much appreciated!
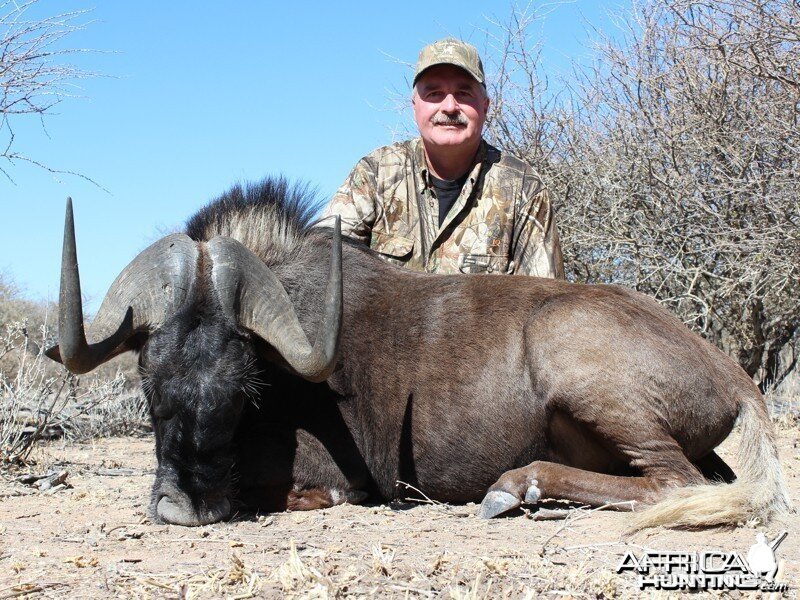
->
[371,231,414,266]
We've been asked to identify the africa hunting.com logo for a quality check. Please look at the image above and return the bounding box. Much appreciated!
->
[616,531,789,592]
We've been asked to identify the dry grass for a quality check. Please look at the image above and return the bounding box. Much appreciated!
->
[1,275,147,469]
[106,551,263,599]
[0,322,70,465]
[0,319,148,470]
[0,420,798,598]
[768,368,800,420]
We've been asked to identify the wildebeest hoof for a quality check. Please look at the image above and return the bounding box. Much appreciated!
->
[477,490,521,519]
[329,488,368,506]
[524,481,541,504]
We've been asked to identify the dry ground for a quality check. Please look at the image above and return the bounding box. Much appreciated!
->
[1,424,798,599]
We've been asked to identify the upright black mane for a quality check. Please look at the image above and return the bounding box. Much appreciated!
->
[185,177,324,266]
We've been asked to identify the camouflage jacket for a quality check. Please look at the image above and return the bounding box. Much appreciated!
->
[320,138,564,278]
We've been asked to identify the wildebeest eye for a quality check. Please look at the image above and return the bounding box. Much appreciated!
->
[151,393,177,419]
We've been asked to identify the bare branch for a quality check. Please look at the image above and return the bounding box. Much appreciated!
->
[487,0,800,391]
[0,0,99,182]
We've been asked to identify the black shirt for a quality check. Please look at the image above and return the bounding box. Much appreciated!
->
[430,173,468,228]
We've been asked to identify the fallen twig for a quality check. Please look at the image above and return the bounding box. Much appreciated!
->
[395,481,446,506]
[540,502,634,552]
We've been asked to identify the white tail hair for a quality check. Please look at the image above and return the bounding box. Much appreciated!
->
[635,396,792,528]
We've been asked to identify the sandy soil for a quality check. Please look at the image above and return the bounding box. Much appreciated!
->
[1,425,798,599]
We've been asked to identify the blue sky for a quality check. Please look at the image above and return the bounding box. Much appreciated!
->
[1,1,625,314]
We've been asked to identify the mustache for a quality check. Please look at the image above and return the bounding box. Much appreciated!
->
[432,113,468,126]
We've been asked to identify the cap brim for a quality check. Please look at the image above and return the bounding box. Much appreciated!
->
[413,61,484,86]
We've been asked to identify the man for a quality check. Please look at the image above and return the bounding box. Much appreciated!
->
[320,37,564,278]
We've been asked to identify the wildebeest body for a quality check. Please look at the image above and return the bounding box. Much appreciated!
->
[229,245,738,503]
[48,179,790,527]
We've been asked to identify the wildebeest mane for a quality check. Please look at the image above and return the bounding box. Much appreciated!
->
[185,177,324,266]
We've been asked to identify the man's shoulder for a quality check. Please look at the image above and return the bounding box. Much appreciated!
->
[482,141,545,193]
[483,141,537,176]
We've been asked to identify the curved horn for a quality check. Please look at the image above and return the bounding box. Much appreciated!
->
[208,217,342,382]
[46,199,199,374]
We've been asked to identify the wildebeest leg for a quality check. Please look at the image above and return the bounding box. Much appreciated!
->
[239,485,368,512]
[695,451,736,483]
[287,486,368,511]
[478,458,704,519]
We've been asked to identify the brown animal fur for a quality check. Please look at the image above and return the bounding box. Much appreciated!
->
[58,179,790,528]
[185,182,791,527]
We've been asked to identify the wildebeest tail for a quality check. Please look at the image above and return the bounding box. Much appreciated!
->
[635,394,792,528]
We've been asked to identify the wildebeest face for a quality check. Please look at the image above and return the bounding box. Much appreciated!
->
[46,200,343,526]
[141,310,258,526]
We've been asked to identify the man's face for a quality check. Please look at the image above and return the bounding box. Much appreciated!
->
[413,64,489,153]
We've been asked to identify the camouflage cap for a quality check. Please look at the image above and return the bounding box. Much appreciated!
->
[413,37,485,86]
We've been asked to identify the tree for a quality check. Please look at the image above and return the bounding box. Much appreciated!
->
[487,0,799,391]
[0,0,91,181]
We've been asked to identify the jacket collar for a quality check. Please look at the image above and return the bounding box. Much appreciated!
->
[413,137,489,192]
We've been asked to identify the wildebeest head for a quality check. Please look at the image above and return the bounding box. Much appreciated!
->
[46,198,342,525]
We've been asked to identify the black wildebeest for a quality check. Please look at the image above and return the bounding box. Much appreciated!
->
[47,178,790,527]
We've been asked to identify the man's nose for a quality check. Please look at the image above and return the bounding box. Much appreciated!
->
[441,93,459,113]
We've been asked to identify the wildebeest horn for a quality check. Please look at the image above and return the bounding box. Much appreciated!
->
[46,199,199,374]
[208,217,342,382]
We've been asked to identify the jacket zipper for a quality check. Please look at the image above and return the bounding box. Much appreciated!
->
[416,187,430,268]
